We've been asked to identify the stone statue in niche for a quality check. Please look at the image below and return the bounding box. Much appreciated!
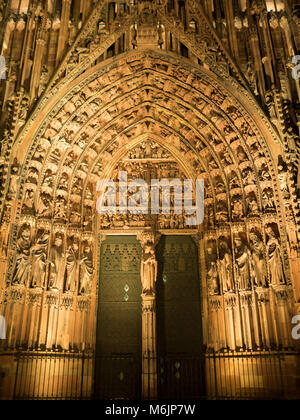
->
[58,173,69,190]
[141,241,158,295]
[12,227,32,285]
[217,239,234,292]
[237,148,248,163]
[83,205,93,230]
[262,189,275,210]
[30,231,49,288]
[247,194,259,215]
[69,202,81,225]
[131,25,138,49]
[42,170,53,188]
[65,238,79,292]
[48,234,65,290]
[27,167,39,185]
[231,196,243,220]
[207,246,219,295]
[54,196,67,220]
[229,172,240,189]
[266,226,286,285]
[79,245,94,295]
[7,158,20,200]
[158,23,164,48]
[243,167,256,186]
[205,204,215,228]
[216,200,228,223]
[23,188,35,214]
[234,236,252,290]
[278,163,290,199]
[259,163,272,181]
[37,193,53,218]
[0,206,11,257]
[249,232,267,287]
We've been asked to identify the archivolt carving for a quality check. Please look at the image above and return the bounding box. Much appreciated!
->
[0,50,297,353]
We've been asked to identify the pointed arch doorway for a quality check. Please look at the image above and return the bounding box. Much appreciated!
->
[156,235,205,400]
[94,234,204,400]
[94,235,142,400]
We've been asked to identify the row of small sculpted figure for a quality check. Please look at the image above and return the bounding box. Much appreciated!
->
[207,228,286,295]
[11,228,94,295]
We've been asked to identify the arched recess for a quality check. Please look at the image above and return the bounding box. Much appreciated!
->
[0,49,298,355]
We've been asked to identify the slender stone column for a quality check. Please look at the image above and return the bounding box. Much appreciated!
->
[56,0,72,65]
[137,231,160,400]
[141,294,157,399]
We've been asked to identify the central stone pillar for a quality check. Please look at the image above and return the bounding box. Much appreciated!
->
[141,294,157,399]
[137,231,160,400]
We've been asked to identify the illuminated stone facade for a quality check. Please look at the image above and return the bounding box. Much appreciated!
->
[0,0,299,399]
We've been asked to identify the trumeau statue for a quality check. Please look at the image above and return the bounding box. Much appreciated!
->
[141,241,158,295]
[234,236,252,290]
[218,240,234,292]
[12,228,32,286]
[79,245,94,295]
[48,235,65,290]
[249,232,267,287]
[65,239,79,292]
[266,226,286,286]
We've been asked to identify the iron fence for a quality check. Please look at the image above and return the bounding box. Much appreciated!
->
[0,350,299,400]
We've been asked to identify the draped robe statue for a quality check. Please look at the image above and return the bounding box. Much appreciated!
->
[79,246,94,295]
[234,237,252,290]
[48,236,65,290]
[140,243,157,295]
[250,232,267,287]
[266,227,285,285]
[218,241,234,292]
[31,232,49,288]
[12,228,32,285]
[65,241,79,292]
[207,247,219,295]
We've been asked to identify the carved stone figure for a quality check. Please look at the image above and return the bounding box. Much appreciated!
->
[54,196,67,220]
[247,195,259,214]
[23,189,35,213]
[249,232,267,287]
[38,193,53,218]
[218,240,234,292]
[65,239,79,292]
[234,236,252,290]
[266,226,285,285]
[278,164,290,199]
[131,25,138,49]
[262,189,275,210]
[207,247,219,295]
[48,235,65,290]
[7,158,19,200]
[79,245,94,295]
[30,232,49,288]
[12,228,32,285]
[140,242,157,295]
[231,197,243,220]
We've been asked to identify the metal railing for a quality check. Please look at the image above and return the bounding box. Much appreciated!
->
[204,350,300,400]
[0,350,299,400]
